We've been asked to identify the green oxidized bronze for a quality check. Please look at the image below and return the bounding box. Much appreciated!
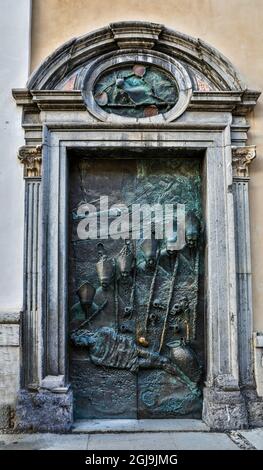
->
[93,64,179,118]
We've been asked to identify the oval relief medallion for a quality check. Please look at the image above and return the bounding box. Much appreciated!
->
[93,64,179,119]
[81,51,192,123]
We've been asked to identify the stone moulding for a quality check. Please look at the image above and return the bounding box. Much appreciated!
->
[11,21,263,432]
[12,89,260,118]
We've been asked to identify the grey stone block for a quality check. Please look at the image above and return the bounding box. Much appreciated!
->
[0,324,19,346]
[0,312,20,324]
[246,394,263,428]
[15,389,73,432]
[203,387,248,430]
[0,404,10,429]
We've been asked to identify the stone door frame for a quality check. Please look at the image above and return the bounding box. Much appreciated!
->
[12,21,263,431]
[14,119,258,431]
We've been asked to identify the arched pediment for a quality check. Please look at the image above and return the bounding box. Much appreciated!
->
[27,21,245,92]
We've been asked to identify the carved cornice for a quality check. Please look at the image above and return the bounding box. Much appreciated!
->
[18,145,42,178]
[232,145,256,178]
[12,89,259,115]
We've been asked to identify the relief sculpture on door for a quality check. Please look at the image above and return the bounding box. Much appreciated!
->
[69,157,204,419]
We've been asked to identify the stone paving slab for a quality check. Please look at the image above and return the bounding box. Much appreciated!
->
[0,434,88,450]
[73,419,209,434]
[88,432,177,450]
[239,429,263,450]
[172,432,238,450]
[87,432,239,450]
[0,430,262,450]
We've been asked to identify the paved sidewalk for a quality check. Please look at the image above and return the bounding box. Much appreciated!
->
[0,429,262,450]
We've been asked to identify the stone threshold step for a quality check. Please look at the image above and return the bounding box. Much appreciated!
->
[72,419,210,434]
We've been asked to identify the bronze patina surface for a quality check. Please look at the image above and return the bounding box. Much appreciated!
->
[69,156,204,419]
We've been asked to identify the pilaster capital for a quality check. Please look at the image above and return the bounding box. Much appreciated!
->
[232,145,256,178]
[18,145,42,178]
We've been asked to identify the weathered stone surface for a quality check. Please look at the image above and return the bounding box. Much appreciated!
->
[0,326,18,430]
[15,389,73,432]
[244,390,263,427]
[0,312,20,324]
[202,387,248,430]
[0,325,19,346]
[254,332,263,397]
[0,346,20,409]
[0,404,10,429]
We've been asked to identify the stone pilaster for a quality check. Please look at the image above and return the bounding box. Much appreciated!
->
[16,145,73,432]
[201,143,248,431]
[18,145,42,389]
[232,145,263,427]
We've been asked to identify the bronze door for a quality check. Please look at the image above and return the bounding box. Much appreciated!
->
[69,155,204,419]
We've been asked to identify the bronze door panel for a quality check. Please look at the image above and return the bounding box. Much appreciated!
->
[69,156,204,419]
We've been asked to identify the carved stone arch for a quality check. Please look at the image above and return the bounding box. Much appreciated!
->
[13,21,263,432]
[27,21,245,92]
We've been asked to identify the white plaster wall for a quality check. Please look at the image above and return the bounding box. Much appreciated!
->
[0,0,31,313]
[0,0,31,416]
